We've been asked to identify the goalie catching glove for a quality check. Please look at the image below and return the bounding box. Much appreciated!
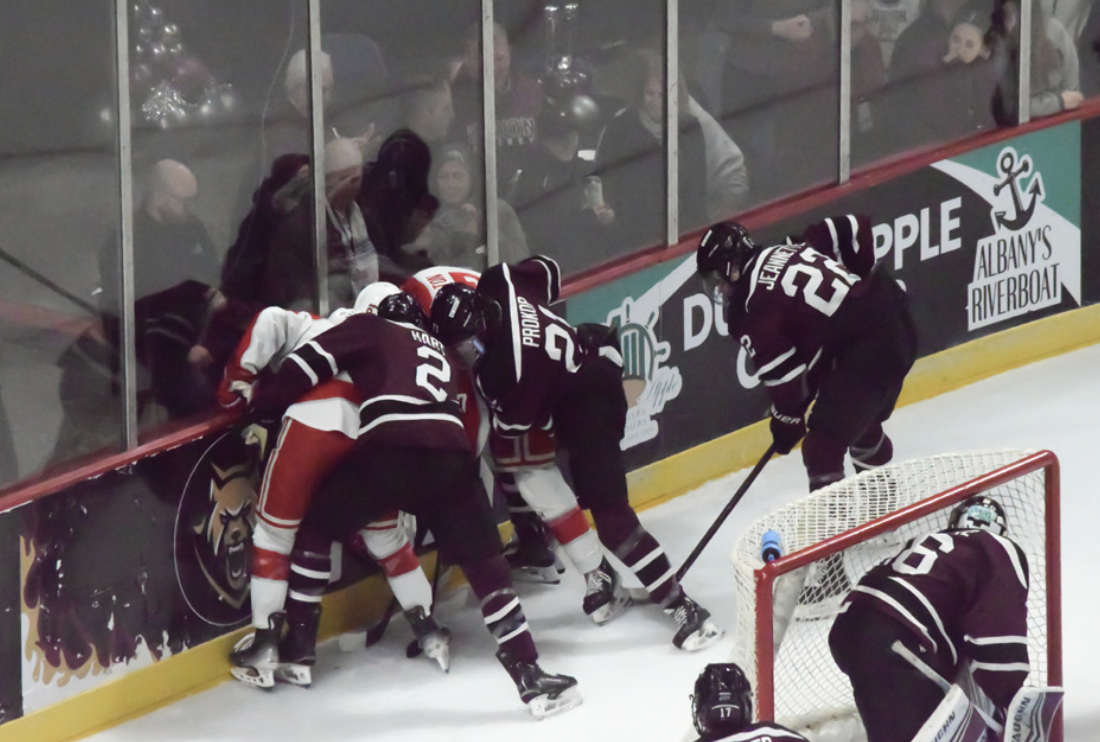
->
[769,406,806,455]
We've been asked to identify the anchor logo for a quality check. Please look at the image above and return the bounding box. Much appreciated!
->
[992,148,1044,231]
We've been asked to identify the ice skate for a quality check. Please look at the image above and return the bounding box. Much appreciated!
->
[582,558,631,625]
[665,594,724,652]
[405,606,452,672]
[230,613,284,689]
[274,606,320,687]
[504,535,565,585]
[496,648,582,720]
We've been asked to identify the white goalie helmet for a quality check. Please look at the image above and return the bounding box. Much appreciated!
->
[353,281,402,315]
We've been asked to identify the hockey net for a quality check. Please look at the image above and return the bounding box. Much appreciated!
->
[729,449,1061,741]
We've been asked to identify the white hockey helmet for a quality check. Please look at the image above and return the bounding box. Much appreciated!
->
[353,281,401,315]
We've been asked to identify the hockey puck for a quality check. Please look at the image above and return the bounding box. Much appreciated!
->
[406,640,423,659]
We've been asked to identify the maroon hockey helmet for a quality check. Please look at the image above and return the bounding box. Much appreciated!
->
[948,494,1008,536]
[696,222,755,305]
[691,662,753,739]
[430,283,499,366]
[377,291,429,331]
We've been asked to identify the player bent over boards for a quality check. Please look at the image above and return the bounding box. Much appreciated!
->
[239,293,581,719]
[430,256,723,651]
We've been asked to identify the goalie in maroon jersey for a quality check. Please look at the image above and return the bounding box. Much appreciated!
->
[696,215,918,492]
[243,292,582,719]
[828,495,1031,742]
[429,255,724,652]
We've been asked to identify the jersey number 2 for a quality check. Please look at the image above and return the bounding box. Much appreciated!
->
[416,346,451,402]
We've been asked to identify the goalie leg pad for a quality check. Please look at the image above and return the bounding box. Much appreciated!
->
[910,684,990,742]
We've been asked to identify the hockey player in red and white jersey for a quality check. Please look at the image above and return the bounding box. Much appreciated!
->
[696,215,918,492]
[218,283,449,686]
[244,292,583,719]
[405,264,630,625]
[687,663,809,742]
[829,495,1031,742]
[430,256,723,651]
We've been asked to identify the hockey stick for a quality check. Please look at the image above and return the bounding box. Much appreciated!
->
[675,443,777,582]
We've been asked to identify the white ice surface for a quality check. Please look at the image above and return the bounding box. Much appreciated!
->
[85,343,1100,742]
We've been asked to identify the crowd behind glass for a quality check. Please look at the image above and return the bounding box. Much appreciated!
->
[0,0,1094,490]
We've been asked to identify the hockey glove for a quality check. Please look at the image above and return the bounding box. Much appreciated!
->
[769,406,806,455]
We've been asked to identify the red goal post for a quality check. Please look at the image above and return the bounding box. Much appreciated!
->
[729,449,1061,739]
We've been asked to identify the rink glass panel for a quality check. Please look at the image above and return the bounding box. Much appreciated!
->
[0,0,123,487]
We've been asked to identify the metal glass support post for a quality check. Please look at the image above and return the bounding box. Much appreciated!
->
[482,0,501,266]
[308,0,329,316]
[113,0,138,450]
[666,0,680,248]
[839,0,852,184]
[1019,0,1033,124]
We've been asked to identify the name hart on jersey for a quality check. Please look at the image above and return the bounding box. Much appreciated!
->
[411,329,445,352]
[756,245,799,290]
[517,295,542,347]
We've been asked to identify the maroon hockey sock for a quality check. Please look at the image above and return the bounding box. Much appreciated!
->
[461,555,537,662]
[802,430,847,492]
[591,503,679,606]
[849,426,893,472]
[286,536,331,625]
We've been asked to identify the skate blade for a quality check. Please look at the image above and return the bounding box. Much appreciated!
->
[274,663,312,687]
[423,639,451,673]
[589,593,632,625]
[511,564,562,585]
[679,621,725,652]
[529,686,583,720]
[230,665,275,689]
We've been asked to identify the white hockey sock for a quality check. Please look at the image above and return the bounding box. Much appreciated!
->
[387,568,433,614]
[560,528,602,574]
[251,576,289,629]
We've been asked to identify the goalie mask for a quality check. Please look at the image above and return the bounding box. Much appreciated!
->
[691,663,753,738]
[948,495,1008,536]
[377,291,429,331]
[696,222,755,306]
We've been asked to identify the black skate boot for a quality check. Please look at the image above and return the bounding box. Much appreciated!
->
[664,594,724,652]
[230,613,285,689]
[496,648,583,720]
[275,605,321,687]
[581,557,631,625]
[504,532,565,585]
[404,606,452,672]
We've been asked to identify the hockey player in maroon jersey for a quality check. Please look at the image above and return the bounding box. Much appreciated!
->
[696,216,918,492]
[828,495,1031,742]
[429,256,723,651]
[219,284,450,685]
[687,663,809,742]
[406,264,630,624]
[243,291,582,718]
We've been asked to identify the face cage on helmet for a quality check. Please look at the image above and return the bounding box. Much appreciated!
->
[701,270,735,307]
[451,336,484,368]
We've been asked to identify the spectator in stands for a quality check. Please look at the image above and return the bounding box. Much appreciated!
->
[593,48,737,257]
[451,22,544,202]
[1076,1,1100,95]
[411,144,529,270]
[90,159,222,425]
[850,0,890,165]
[886,0,989,150]
[264,138,379,311]
[510,95,614,276]
[711,0,837,202]
[359,129,439,283]
[939,7,1001,135]
[400,75,457,164]
[990,0,1084,121]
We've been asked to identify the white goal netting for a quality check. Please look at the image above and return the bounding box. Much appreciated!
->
[729,449,1060,739]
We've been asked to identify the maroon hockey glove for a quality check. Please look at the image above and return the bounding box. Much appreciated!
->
[769,406,805,455]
